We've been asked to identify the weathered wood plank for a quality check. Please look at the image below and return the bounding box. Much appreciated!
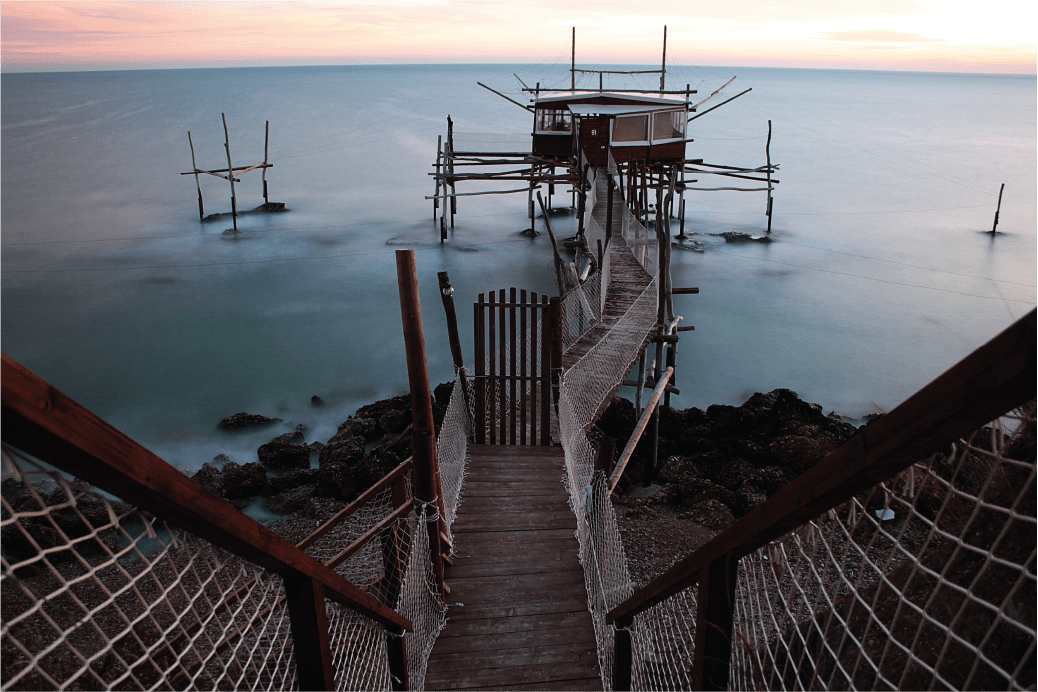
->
[426,658,601,689]
[452,512,576,532]
[443,596,590,622]
[436,610,593,637]
[429,626,596,655]
[428,642,598,671]
[476,678,602,691]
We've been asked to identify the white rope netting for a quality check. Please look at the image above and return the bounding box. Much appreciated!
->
[1,368,472,691]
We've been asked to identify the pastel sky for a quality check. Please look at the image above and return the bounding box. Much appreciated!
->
[2,0,1035,74]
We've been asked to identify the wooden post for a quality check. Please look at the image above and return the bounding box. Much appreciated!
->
[262,120,270,204]
[660,25,667,92]
[664,342,677,408]
[690,557,740,691]
[221,113,238,232]
[386,624,409,691]
[766,120,773,234]
[605,172,614,244]
[187,131,205,220]
[540,192,567,296]
[988,182,1004,234]
[549,297,563,419]
[395,250,445,595]
[434,135,442,224]
[571,27,576,90]
[613,615,634,691]
[437,271,471,410]
[284,574,337,690]
[594,437,616,476]
[609,367,674,494]
[447,116,457,226]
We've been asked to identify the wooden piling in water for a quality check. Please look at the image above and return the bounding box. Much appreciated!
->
[992,183,1005,234]
[221,113,238,232]
[187,131,205,221]
[262,120,270,204]
[766,119,773,234]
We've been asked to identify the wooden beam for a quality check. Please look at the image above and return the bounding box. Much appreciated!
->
[606,308,1036,623]
[437,271,472,410]
[687,88,752,123]
[689,557,739,691]
[608,367,674,493]
[0,353,411,632]
[284,575,337,690]
[477,81,534,113]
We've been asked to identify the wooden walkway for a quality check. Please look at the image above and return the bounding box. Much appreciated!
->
[425,445,601,690]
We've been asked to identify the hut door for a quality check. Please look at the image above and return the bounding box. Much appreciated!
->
[578,117,610,163]
[473,288,554,445]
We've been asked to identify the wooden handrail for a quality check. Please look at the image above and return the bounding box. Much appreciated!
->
[0,353,411,634]
[297,458,412,551]
[607,308,1035,624]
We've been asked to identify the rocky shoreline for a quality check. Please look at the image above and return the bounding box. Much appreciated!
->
[192,384,872,579]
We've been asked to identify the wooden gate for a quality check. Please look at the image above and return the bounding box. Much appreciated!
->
[474,288,560,445]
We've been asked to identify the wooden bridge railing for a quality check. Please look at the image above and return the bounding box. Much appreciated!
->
[1,353,413,691]
[606,308,1036,690]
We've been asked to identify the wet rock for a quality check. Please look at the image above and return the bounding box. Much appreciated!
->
[258,433,310,471]
[368,424,414,471]
[433,381,455,408]
[220,462,268,498]
[311,395,325,407]
[735,484,768,517]
[657,455,702,485]
[718,232,772,244]
[746,466,793,495]
[378,409,410,437]
[598,396,637,441]
[769,435,827,475]
[218,412,280,431]
[688,484,738,513]
[714,458,757,491]
[355,394,410,426]
[687,498,736,531]
[316,462,355,499]
[267,468,319,495]
[319,437,366,468]
[2,478,42,513]
[213,453,231,463]
[329,417,377,444]
[191,464,225,497]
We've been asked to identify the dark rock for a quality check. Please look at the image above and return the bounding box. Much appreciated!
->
[369,424,414,470]
[319,437,366,468]
[707,404,759,439]
[309,441,326,453]
[433,381,455,408]
[825,412,859,440]
[378,409,410,437]
[267,468,319,495]
[676,477,715,502]
[220,462,268,498]
[2,478,42,513]
[657,455,701,485]
[657,406,686,440]
[685,407,710,427]
[311,395,325,406]
[714,458,757,491]
[718,232,772,244]
[353,454,401,489]
[687,450,726,479]
[266,485,319,514]
[746,466,792,495]
[213,453,231,463]
[258,434,310,471]
[329,417,377,444]
[316,462,355,499]
[687,498,736,531]
[218,412,280,431]
[688,484,738,513]
[769,435,827,475]
[598,396,637,441]
[675,434,717,456]
[734,484,768,517]
[191,464,224,497]
[355,394,410,425]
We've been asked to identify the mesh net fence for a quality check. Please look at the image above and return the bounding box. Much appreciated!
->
[729,402,1036,692]
[1,368,472,690]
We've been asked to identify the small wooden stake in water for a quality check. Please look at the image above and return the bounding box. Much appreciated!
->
[766,119,773,234]
[991,183,1005,234]
[222,113,238,232]
[187,131,204,220]
[262,120,270,204]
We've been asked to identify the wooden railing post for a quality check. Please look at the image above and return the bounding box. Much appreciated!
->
[283,574,337,691]
[395,249,446,595]
[613,615,634,691]
[549,296,563,418]
[436,271,471,411]
[386,624,409,691]
[690,557,740,691]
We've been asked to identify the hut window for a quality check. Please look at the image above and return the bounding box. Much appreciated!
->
[612,114,649,144]
[652,110,686,142]
[536,109,572,133]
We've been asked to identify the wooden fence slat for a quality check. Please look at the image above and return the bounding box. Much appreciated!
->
[488,292,496,445]
[475,293,486,444]
[520,289,528,446]
[499,288,507,445]
[510,287,518,445]
[540,294,551,445]
[530,292,539,445]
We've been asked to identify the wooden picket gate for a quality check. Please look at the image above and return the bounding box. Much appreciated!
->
[473,288,561,446]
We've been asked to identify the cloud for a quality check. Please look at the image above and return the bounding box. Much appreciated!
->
[819,29,944,44]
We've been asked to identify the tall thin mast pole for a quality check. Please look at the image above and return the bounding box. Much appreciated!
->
[660,26,667,92]
[571,27,576,90]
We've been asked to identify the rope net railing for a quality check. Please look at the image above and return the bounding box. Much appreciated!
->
[555,156,661,690]
[1,367,472,691]
[729,404,1036,692]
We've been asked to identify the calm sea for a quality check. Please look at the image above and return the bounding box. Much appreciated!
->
[3,64,1035,480]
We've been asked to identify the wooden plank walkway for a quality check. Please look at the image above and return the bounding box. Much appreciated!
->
[425,445,601,691]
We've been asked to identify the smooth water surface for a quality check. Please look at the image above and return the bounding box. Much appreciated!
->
[2,64,1034,473]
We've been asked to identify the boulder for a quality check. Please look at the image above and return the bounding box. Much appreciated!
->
[319,437,366,468]
[688,484,738,514]
[598,396,637,442]
[714,458,757,491]
[311,395,325,407]
[687,498,736,531]
[266,485,319,515]
[746,466,792,495]
[213,453,231,463]
[267,468,319,495]
[770,435,828,475]
[355,394,410,426]
[735,484,768,517]
[433,380,455,408]
[218,412,280,431]
[258,433,310,471]
[220,462,268,499]
[329,417,377,444]
[191,464,224,497]
[316,462,355,499]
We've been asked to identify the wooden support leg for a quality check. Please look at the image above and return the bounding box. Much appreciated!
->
[386,625,409,691]
[613,616,634,691]
[284,574,336,691]
[691,557,740,691]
